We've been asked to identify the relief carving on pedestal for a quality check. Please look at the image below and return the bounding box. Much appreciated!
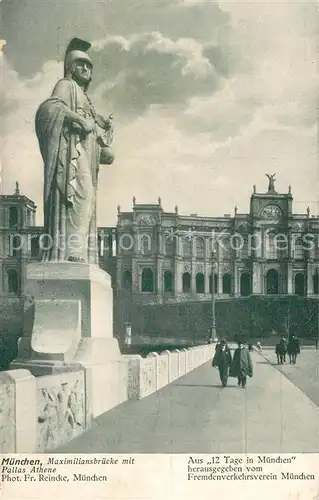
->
[0,383,15,452]
[36,376,85,451]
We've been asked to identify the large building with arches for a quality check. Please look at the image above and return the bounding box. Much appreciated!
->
[101,178,319,305]
[0,178,318,305]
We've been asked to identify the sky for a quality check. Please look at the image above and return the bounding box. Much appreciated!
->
[1,0,318,226]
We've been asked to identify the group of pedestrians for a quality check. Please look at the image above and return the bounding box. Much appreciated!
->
[211,334,302,388]
[212,339,253,388]
[275,335,300,365]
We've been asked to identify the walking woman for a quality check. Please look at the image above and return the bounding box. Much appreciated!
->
[212,339,232,387]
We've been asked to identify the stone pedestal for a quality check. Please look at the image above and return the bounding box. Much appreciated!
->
[11,262,128,417]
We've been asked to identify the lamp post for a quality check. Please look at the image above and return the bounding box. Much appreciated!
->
[210,250,217,342]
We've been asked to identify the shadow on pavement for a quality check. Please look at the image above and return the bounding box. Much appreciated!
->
[173,384,239,388]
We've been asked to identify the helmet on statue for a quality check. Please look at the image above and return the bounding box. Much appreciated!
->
[64,38,93,77]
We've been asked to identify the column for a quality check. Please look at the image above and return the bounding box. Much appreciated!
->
[156,227,163,296]
[204,238,210,295]
[131,226,139,294]
[255,228,262,259]
[307,262,313,295]
[288,229,292,260]
[174,236,182,296]
[218,267,223,294]
[132,257,139,294]
[217,242,223,294]
[191,269,196,294]
[287,262,293,294]
[252,262,262,294]
[156,259,163,295]
[204,263,210,294]
[116,258,122,291]
[233,263,239,296]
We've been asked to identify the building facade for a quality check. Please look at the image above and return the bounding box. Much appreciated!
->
[99,178,319,305]
[0,178,318,305]
[0,183,41,299]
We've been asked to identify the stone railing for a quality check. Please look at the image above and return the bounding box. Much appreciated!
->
[0,343,213,452]
[125,344,214,400]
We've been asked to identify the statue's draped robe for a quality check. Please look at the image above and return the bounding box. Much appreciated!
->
[35,78,100,263]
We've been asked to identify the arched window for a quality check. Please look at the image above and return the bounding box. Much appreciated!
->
[209,273,218,294]
[196,273,205,293]
[240,272,251,296]
[294,273,305,296]
[182,238,192,257]
[182,272,191,293]
[265,232,278,259]
[222,273,232,294]
[10,235,21,258]
[164,271,173,292]
[8,269,19,294]
[141,268,154,292]
[313,273,319,295]
[31,236,40,258]
[140,234,152,255]
[123,270,132,290]
[266,269,279,294]
[9,207,18,228]
[195,238,205,258]
[293,239,303,260]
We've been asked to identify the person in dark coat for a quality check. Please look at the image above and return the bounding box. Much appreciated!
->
[280,336,288,362]
[212,339,232,387]
[275,337,287,364]
[287,335,300,364]
[230,340,253,388]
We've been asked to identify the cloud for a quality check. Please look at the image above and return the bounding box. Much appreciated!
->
[0,58,63,222]
[90,31,224,119]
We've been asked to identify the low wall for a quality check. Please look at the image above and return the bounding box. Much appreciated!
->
[1,343,214,452]
[125,343,214,400]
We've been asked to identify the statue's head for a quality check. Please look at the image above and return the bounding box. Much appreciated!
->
[65,50,93,88]
[64,39,93,90]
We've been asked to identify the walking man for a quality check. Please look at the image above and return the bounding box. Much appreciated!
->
[275,337,287,364]
[230,340,253,388]
[212,339,232,387]
[287,335,300,364]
